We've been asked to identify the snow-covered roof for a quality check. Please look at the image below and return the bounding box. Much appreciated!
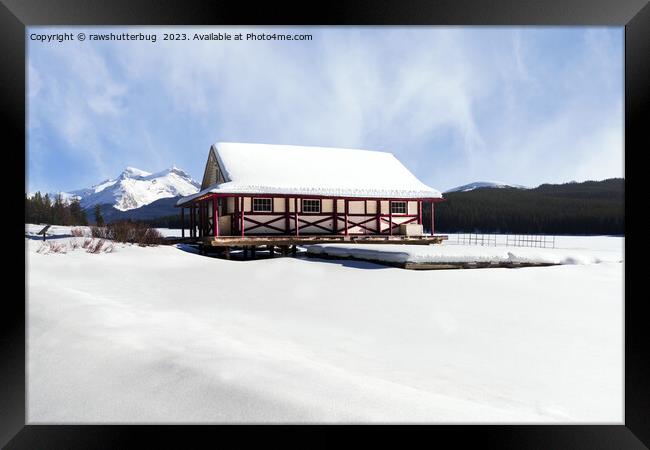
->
[177,143,441,205]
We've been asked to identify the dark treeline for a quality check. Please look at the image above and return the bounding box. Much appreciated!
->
[141,214,184,229]
[25,192,88,226]
[423,178,624,235]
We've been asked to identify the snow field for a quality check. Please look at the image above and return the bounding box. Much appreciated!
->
[26,226,623,423]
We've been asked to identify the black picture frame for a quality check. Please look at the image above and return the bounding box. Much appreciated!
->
[3,0,645,447]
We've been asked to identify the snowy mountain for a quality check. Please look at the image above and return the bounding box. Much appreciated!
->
[444,181,529,193]
[55,166,200,211]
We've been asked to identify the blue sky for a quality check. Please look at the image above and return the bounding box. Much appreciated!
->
[27,26,623,193]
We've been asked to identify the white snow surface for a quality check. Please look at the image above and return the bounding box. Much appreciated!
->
[305,242,622,265]
[39,166,200,211]
[27,226,623,423]
[177,142,441,205]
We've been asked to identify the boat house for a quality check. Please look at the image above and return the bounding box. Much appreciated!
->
[176,143,444,243]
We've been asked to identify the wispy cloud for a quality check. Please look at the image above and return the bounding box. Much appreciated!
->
[27,26,623,193]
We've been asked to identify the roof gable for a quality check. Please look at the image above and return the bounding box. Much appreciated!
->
[200,146,227,190]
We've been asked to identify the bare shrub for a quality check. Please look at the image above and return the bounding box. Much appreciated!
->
[69,238,80,250]
[86,239,105,254]
[105,221,163,246]
[37,241,67,254]
[90,226,110,239]
[50,242,67,253]
[70,227,86,237]
[107,221,132,243]
[84,221,162,246]
[138,227,164,247]
[82,238,93,249]
[103,242,115,253]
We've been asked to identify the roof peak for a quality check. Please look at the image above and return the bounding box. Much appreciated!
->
[214,142,395,157]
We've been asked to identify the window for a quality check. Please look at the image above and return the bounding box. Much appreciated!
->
[390,201,407,214]
[302,199,321,213]
[252,198,272,212]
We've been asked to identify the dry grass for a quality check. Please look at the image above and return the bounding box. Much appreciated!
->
[35,222,163,256]
[37,238,116,255]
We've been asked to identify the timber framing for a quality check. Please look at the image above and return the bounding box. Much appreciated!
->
[177,193,445,240]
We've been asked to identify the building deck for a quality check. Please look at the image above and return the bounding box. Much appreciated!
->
[199,234,447,247]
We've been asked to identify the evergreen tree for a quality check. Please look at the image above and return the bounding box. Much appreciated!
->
[431,179,624,235]
[69,198,87,225]
[52,194,65,225]
[94,204,105,227]
[26,191,91,226]
[25,193,31,223]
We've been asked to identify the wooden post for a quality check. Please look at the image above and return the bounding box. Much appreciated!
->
[344,199,349,236]
[291,244,297,256]
[269,245,274,257]
[418,200,422,225]
[389,201,393,236]
[200,201,204,237]
[376,200,380,234]
[251,246,256,258]
[213,196,219,237]
[203,201,207,237]
[431,201,435,235]
[234,195,238,235]
[190,203,194,237]
[181,207,185,238]
[240,197,245,237]
[333,198,338,234]
[285,198,290,233]
[294,198,299,236]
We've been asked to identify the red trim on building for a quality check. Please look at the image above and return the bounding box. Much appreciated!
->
[294,197,299,236]
[181,193,445,237]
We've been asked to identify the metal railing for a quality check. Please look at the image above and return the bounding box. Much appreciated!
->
[451,233,556,249]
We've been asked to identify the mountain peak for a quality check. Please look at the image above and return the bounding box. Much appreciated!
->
[168,166,191,177]
[444,181,530,193]
[122,166,152,178]
[49,166,200,212]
